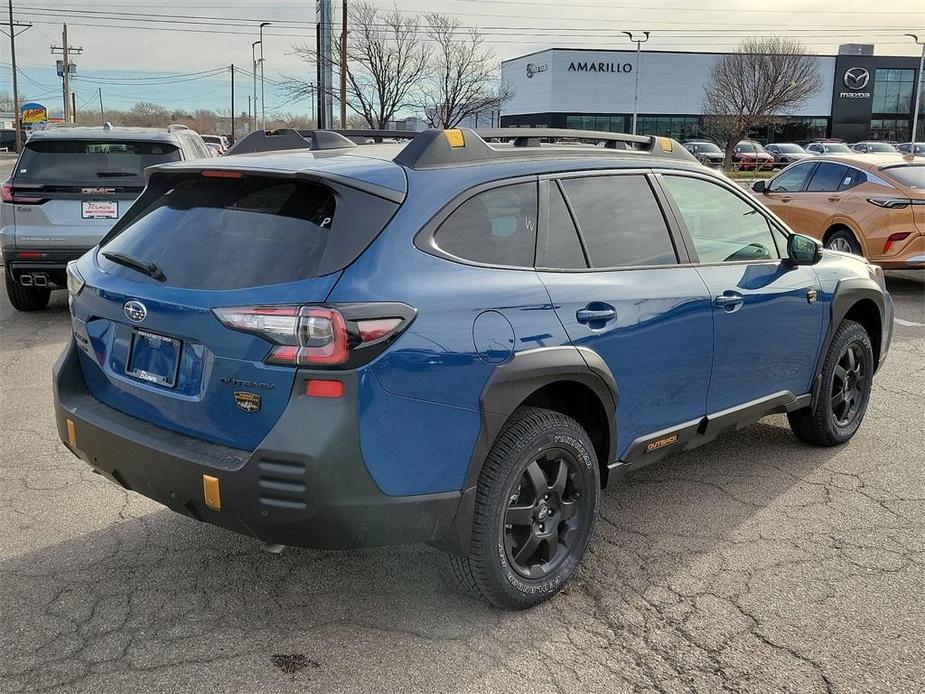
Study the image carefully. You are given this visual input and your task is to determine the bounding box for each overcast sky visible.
[4,0,924,115]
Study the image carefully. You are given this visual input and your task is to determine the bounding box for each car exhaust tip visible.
[32,274,48,287]
[19,275,33,286]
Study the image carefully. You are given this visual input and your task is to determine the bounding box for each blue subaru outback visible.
[54,128,892,608]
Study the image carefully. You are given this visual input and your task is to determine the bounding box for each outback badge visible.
[234,391,262,413]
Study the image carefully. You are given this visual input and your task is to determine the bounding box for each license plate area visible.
[82,200,118,219]
[126,330,181,388]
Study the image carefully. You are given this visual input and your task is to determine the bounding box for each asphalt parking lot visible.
[0,169,923,691]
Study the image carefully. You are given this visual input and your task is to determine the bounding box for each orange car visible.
[752,154,925,269]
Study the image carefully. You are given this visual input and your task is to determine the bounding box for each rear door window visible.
[99,174,397,289]
[561,175,677,268]
[15,140,181,182]
[806,163,849,192]
[434,182,538,267]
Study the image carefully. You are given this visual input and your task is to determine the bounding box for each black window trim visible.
[652,168,790,268]
[535,168,691,273]
[412,174,542,272]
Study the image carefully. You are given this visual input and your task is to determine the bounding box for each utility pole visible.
[622,31,649,135]
[316,0,333,129]
[71,91,76,124]
[51,23,83,123]
[259,22,270,129]
[3,0,32,152]
[98,87,104,124]
[907,34,925,145]
[340,0,347,128]
[230,64,236,144]
[251,40,260,131]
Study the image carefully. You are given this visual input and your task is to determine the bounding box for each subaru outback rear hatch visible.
[68,165,402,450]
[8,138,182,250]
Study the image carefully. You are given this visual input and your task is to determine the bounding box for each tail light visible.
[867,197,912,209]
[1,180,45,205]
[213,302,415,369]
[882,232,912,254]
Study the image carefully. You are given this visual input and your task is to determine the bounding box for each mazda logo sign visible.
[526,62,548,78]
[843,67,870,90]
[123,300,147,323]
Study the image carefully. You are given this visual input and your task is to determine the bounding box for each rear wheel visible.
[825,229,862,256]
[4,267,51,311]
[788,319,874,446]
[450,407,600,609]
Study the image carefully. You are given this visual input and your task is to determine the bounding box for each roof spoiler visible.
[393,128,696,168]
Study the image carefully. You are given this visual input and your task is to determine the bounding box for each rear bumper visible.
[873,235,925,269]
[53,339,463,550]
[3,248,90,288]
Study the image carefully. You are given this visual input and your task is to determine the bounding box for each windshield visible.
[825,143,852,153]
[881,165,925,190]
[777,144,805,153]
[736,142,765,153]
[866,143,896,152]
[697,143,722,153]
[16,140,181,182]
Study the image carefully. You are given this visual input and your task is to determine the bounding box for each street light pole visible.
[622,31,649,135]
[251,40,260,132]
[907,34,925,146]
[259,22,270,129]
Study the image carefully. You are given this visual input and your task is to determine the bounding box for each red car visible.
[733,140,774,170]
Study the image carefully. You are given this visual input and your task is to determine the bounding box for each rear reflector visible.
[202,475,222,511]
[306,379,344,398]
[17,251,44,259]
[883,232,912,254]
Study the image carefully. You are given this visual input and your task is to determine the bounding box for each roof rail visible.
[225,128,417,155]
[297,128,420,142]
[166,124,190,132]
[393,128,696,169]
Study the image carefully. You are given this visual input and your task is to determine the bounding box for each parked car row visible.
[683,138,925,169]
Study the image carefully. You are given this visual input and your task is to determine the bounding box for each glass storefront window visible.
[873,68,915,114]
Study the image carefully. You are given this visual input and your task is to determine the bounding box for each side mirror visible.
[787,233,822,266]
[752,180,767,194]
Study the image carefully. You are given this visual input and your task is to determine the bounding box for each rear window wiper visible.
[101,251,166,282]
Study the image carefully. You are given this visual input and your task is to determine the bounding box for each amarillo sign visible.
[20,102,48,125]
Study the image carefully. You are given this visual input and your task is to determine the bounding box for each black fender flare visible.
[436,346,618,555]
[810,276,886,411]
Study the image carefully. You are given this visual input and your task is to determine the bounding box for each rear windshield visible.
[98,174,397,290]
[881,165,925,190]
[16,140,181,182]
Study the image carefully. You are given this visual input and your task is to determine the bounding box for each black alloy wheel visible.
[503,449,585,580]
[831,341,867,428]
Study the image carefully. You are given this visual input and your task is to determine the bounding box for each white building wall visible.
[502,49,836,117]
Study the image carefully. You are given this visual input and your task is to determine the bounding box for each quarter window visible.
[434,182,538,267]
[769,163,815,193]
[561,175,677,268]
[806,163,849,192]
[662,176,779,264]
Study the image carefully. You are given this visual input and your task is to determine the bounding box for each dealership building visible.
[500,44,924,143]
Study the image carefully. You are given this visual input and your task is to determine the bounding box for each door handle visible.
[714,292,745,313]
[827,196,841,203]
[780,196,792,203]
[576,304,617,326]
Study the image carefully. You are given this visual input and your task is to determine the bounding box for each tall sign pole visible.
[622,31,649,135]
[316,0,333,129]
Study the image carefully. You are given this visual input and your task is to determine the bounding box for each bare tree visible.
[421,14,512,128]
[702,38,822,168]
[282,2,430,129]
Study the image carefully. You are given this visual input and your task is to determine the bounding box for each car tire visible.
[449,406,600,609]
[788,319,874,447]
[825,229,862,256]
[4,268,51,311]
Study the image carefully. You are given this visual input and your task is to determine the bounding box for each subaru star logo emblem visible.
[123,300,147,323]
[843,67,870,90]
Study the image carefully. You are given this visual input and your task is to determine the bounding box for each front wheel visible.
[788,319,874,446]
[450,407,600,609]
